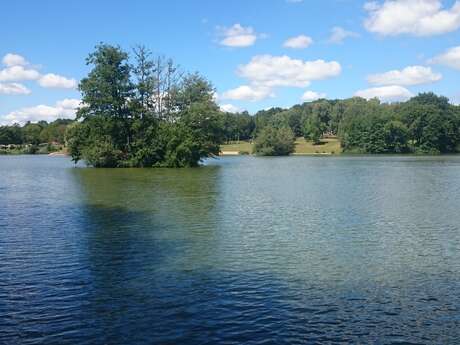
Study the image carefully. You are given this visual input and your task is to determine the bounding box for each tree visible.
[77,43,134,150]
[23,123,43,145]
[303,115,322,144]
[131,45,157,120]
[66,43,224,167]
[253,126,295,156]
[401,94,460,153]
[0,125,22,145]
[311,101,332,134]
[384,120,409,153]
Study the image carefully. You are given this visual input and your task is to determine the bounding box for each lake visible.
[1,155,460,344]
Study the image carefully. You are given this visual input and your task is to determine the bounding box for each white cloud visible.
[0,65,40,82]
[218,24,259,47]
[286,0,303,3]
[328,26,359,44]
[283,35,313,49]
[364,0,460,36]
[354,85,413,102]
[1,98,80,125]
[367,65,442,86]
[0,53,78,91]
[429,45,460,70]
[301,90,327,102]
[220,103,244,113]
[221,85,274,102]
[38,73,77,89]
[55,98,80,109]
[237,55,341,88]
[2,53,28,67]
[0,82,31,95]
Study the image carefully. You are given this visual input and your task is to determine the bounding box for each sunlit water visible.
[1,155,460,344]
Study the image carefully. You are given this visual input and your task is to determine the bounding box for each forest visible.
[1,43,460,163]
[0,119,71,154]
[249,92,460,155]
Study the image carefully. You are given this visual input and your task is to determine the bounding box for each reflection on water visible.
[1,155,460,344]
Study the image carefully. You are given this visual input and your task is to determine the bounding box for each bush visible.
[82,140,124,167]
[253,127,295,156]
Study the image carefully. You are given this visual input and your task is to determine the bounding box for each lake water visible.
[1,155,460,344]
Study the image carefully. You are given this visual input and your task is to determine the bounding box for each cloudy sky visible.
[1,0,460,124]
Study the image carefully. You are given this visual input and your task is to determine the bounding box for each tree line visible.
[242,93,460,155]
[0,119,72,146]
[199,92,460,156]
[0,119,71,154]
[1,43,459,161]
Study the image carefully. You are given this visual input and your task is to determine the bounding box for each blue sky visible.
[1,0,460,124]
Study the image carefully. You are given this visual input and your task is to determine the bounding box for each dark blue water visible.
[1,155,460,344]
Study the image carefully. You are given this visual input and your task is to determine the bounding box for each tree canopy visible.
[253,126,295,156]
[251,92,460,155]
[66,43,224,167]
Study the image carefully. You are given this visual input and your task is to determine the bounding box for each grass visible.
[220,141,254,153]
[220,137,342,155]
[293,137,342,154]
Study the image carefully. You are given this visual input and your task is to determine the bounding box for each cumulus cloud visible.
[283,35,313,49]
[354,85,413,102]
[0,82,31,95]
[367,65,442,86]
[2,53,29,67]
[218,24,259,47]
[38,73,77,89]
[364,0,460,36]
[237,55,341,88]
[221,55,341,102]
[0,65,40,82]
[429,45,460,70]
[1,98,80,125]
[221,85,274,102]
[328,26,359,44]
[301,90,327,102]
[220,103,244,113]
[0,53,78,91]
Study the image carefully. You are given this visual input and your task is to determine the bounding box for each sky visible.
[1,0,460,124]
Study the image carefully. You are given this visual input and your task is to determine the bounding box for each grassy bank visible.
[0,143,65,155]
[220,137,342,155]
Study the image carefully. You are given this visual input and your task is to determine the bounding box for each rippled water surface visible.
[1,155,460,344]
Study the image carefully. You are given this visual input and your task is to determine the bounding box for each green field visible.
[220,137,342,155]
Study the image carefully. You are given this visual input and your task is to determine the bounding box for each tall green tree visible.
[303,115,323,144]
[77,43,134,148]
[67,43,224,167]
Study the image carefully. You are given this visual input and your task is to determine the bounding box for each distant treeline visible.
[222,92,460,155]
[0,119,70,154]
[3,92,460,157]
[1,43,459,160]
[0,119,71,146]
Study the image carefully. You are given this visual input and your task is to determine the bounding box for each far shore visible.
[220,151,333,156]
[220,137,342,156]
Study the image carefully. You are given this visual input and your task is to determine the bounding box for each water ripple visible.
[1,155,460,344]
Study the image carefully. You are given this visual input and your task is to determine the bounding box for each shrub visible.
[82,140,124,167]
[253,127,295,156]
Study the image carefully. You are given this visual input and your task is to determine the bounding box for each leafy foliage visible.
[253,92,460,155]
[66,43,224,167]
[0,119,73,146]
[253,126,295,156]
